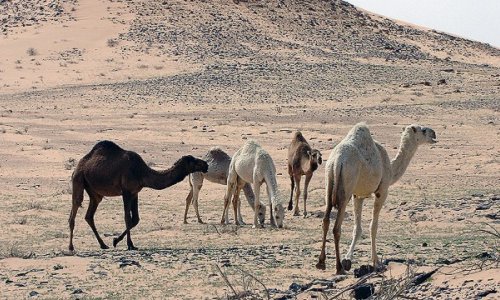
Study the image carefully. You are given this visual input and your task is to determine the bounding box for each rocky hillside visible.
[1,0,498,97]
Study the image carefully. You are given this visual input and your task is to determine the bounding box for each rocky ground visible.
[0,0,498,299]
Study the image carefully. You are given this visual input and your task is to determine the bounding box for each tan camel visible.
[316,123,437,274]
[183,147,266,224]
[287,131,323,217]
[68,140,208,251]
[221,141,285,228]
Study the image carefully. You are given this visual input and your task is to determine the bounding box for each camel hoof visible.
[336,269,347,275]
[113,238,119,248]
[238,220,246,225]
[197,219,204,224]
[303,212,307,218]
[100,244,109,250]
[341,259,352,271]
[293,211,300,217]
[287,204,293,211]
[68,245,74,252]
[252,224,263,229]
[316,261,326,270]
[183,220,188,225]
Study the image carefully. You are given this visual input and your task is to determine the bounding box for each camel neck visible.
[390,134,418,185]
[265,171,280,204]
[143,162,188,190]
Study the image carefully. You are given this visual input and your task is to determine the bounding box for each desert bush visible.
[27,47,37,56]
[107,38,119,47]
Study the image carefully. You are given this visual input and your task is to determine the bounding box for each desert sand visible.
[0,0,498,299]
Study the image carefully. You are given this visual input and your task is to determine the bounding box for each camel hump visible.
[293,131,307,142]
[92,140,123,152]
[207,147,230,160]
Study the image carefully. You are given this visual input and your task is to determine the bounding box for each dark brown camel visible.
[287,131,322,217]
[68,140,208,251]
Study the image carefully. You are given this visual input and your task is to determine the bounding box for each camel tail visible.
[71,170,85,208]
[332,164,344,210]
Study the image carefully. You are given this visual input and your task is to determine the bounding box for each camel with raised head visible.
[316,123,437,274]
[287,131,322,217]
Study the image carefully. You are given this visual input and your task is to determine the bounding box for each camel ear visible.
[411,126,417,133]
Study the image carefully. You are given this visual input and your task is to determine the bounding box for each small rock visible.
[353,265,374,278]
[53,264,63,270]
[288,282,303,292]
[422,242,428,247]
[29,291,39,297]
[476,203,492,210]
[119,259,141,268]
[485,212,498,220]
[72,288,83,294]
[476,289,497,298]
[352,283,374,299]
[437,79,447,85]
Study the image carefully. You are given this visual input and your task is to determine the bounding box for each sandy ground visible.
[0,0,498,299]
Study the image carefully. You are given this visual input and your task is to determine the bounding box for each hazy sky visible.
[346,0,500,48]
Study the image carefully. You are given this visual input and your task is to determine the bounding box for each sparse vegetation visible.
[107,38,119,47]
[26,47,37,56]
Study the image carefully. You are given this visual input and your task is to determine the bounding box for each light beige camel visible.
[183,147,266,224]
[316,123,437,274]
[221,141,285,228]
[287,131,322,217]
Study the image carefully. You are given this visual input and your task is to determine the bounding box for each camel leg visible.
[183,188,193,224]
[113,191,139,250]
[68,174,84,252]
[333,201,348,275]
[126,194,140,250]
[243,183,265,225]
[293,174,302,216]
[192,182,204,224]
[302,173,313,218]
[221,172,237,225]
[316,192,333,270]
[84,191,108,250]
[232,178,243,225]
[184,174,204,224]
[288,174,294,211]
[370,190,387,269]
[252,182,263,228]
[235,179,247,225]
[266,185,276,227]
[68,203,80,252]
[345,196,365,261]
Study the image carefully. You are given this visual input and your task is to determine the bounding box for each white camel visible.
[183,147,266,224]
[221,141,285,228]
[316,123,437,274]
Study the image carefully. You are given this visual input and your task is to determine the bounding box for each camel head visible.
[407,125,437,145]
[180,155,209,173]
[307,149,323,170]
[273,202,285,228]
